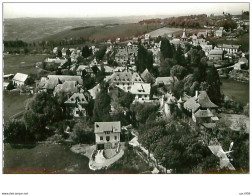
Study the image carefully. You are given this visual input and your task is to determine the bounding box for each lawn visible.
[3,91,32,123]
[220,79,249,105]
[3,54,48,75]
[4,143,93,174]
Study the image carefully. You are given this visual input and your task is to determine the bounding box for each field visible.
[148,27,183,37]
[3,91,31,122]
[3,143,148,174]
[4,17,141,42]
[220,79,249,105]
[3,143,93,174]
[3,54,48,75]
[43,23,162,42]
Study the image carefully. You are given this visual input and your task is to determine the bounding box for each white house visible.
[12,73,28,86]
[94,121,121,150]
[130,83,151,103]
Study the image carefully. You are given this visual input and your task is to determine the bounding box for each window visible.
[114,136,117,140]
[100,136,103,141]
[106,136,110,141]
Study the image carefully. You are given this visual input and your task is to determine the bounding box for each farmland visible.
[3,91,31,123]
[220,79,249,106]
[42,23,162,42]
[3,54,48,75]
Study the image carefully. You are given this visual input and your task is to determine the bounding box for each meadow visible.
[3,54,48,75]
[3,91,31,122]
[220,79,249,105]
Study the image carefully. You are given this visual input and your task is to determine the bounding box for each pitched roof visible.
[194,109,214,118]
[13,73,28,82]
[88,83,100,99]
[108,72,143,84]
[47,75,82,84]
[209,50,223,55]
[65,93,89,105]
[130,83,151,95]
[94,121,121,133]
[154,76,178,86]
[184,91,217,112]
[197,91,218,108]
[141,69,155,82]
[54,81,78,94]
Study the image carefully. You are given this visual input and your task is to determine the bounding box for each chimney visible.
[195,90,199,98]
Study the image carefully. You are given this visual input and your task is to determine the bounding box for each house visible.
[153,76,178,87]
[88,83,100,99]
[215,30,223,37]
[197,30,208,38]
[130,83,151,103]
[208,50,223,60]
[216,44,240,54]
[64,93,89,117]
[61,48,68,57]
[94,121,121,150]
[37,75,82,93]
[184,91,218,124]
[140,68,155,83]
[76,65,94,77]
[53,81,80,96]
[53,47,58,54]
[181,28,187,41]
[116,38,120,43]
[12,73,28,86]
[201,45,213,56]
[106,71,144,92]
[132,37,138,43]
[145,34,150,41]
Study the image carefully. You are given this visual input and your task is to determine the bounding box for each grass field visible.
[43,23,162,42]
[3,143,93,174]
[3,91,32,123]
[220,79,249,105]
[3,54,48,75]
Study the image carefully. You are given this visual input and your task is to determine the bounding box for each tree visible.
[243,103,249,116]
[159,58,177,77]
[136,45,153,73]
[95,46,106,61]
[170,65,187,80]
[57,49,62,57]
[6,81,14,90]
[27,92,64,123]
[4,120,34,144]
[118,92,135,109]
[160,38,173,59]
[93,86,111,122]
[66,49,71,57]
[173,45,186,66]
[205,66,221,104]
[82,45,92,58]
[70,119,94,144]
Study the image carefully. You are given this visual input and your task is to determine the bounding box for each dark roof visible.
[184,91,218,112]
[197,91,218,109]
[94,121,121,133]
[194,109,214,118]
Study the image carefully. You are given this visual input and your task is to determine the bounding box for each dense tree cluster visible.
[138,119,218,173]
[136,45,154,73]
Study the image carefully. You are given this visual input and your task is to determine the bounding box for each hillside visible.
[3,17,144,42]
[41,23,163,42]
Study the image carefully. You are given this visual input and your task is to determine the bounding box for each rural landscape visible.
[2,3,249,174]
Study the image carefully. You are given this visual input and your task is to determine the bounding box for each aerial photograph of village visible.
[2,2,250,174]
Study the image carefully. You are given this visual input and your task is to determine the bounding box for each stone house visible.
[94,121,121,150]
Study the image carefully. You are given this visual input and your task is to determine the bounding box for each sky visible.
[3,2,249,19]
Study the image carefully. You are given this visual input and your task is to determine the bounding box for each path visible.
[128,129,171,174]
[89,149,124,171]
